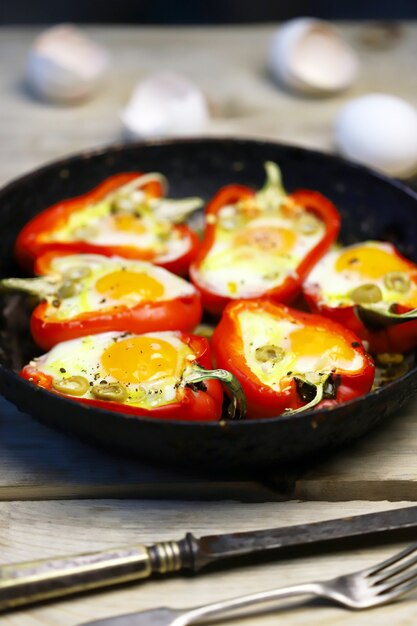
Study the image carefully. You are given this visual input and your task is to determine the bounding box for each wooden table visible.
[0,23,417,625]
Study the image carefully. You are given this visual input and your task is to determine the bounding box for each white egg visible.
[335,94,417,178]
[26,24,110,103]
[121,72,210,139]
[268,18,358,95]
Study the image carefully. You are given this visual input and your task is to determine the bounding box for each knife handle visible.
[0,539,192,611]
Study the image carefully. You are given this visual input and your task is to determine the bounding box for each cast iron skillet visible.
[0,138,416,469]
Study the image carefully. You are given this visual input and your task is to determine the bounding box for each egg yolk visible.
[289,326,356,364]
[101,336,179,384]
[234,226,296,254]
[113,214,146,234]
[95,270,165,301]
[335,246,410,279]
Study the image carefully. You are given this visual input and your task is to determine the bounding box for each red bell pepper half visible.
[20,331,246,421]
[211,300,375,419]
[0,252,203,350]
[15,172,202,276]
[303,241,417,354]
[190,162,340,314]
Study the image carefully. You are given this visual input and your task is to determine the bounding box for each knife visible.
[0,505,416,611]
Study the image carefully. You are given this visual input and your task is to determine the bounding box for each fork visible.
[83,542,417,626]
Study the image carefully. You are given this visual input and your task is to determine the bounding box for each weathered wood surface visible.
[1,394,417,501]
[0,24,416,187]
[1,24,417,625]
[1,500,416,626]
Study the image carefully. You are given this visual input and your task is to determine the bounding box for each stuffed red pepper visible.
[21,330,246,421]
[190,162,340,314]
[211,300,375,419]
[303,241,417,353]
[1,252,203,350]
[15,171,201,275]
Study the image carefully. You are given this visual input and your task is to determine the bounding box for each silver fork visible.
[83,542,417,626]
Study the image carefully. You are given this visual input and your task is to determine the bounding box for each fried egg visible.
[305,241,417,309]
[40,178,191,263]
[197,201,326,298]
[26,331,196,409]
[43,254,197,321]
[238,309,365,391]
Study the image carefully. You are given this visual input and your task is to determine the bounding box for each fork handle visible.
[179,582,321,625]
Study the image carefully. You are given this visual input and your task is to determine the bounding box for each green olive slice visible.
[255,344,285,363]
[383,271,411,293]
[91,383,128,403]
[52,375,89,397]
[218,207,243,231]
[220,216,240,231]
[297,213,321,235]
[72,225,99,240]
[110,197,146,215]
[63,266,92,281]
[57,280,78,299]
[349,283,382,304]
[110,197,131,214]
[376,352,404,366]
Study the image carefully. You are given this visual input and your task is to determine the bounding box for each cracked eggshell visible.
[26,24,110,103]
[268,18,358,95]
[335,94,417,179]
[122,73,210,139]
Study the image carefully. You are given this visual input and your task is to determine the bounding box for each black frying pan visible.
[0,138,416,469]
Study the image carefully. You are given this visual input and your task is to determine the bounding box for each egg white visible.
[198,203,325,298]
[33,330,195,408]
[44,254,196,320]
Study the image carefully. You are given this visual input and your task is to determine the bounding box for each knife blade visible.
[0,505,416,611]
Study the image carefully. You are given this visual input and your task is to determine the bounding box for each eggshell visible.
[122,72,210,139]
[335,94,417,178]
[268,18,358,95]
[26,24,110,103]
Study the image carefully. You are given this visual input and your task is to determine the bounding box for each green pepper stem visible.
[108,172,169,199]
[285,374,330,416]
[107,172,202,224]
[357,305,417,329]
[193,324,215,339]
[255,161,287,210]
[0,276,59,299]
[184,364,247,420]
[151,197,204,223]
[260,161,285,193]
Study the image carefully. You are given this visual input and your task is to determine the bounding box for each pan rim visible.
[0,135,416,205]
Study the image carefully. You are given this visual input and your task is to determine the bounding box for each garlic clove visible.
[26,24,110,104]
[268,18,358,95]
[335,94,417,179]
[121,72,210,139]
